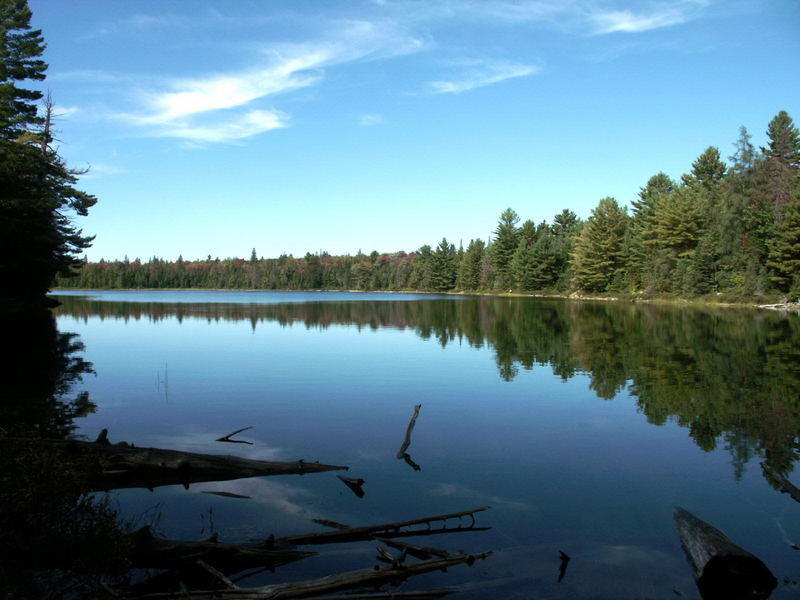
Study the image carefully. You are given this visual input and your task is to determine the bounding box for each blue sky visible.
[29,0,800,261]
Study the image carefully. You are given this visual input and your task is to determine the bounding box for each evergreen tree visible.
[768,193,800,294]
[490,208,519,290]
[571,198,629,292]
[456,239,484,291]
[756,111,800,210]
[681,146,727,190]
[628,173,675,289]
[764,110,800,168]
[0,1,96,309]
[431,237,457,291]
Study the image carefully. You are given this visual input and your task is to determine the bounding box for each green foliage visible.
[490,208,520,290]
[681,146,727,190]
[768,192,800,294]
[0,1,96,309]
[0,0,46,140]
[431,237,457,291]
[764,110,800,168]
[571,197,629,292]
[456,239,485,291]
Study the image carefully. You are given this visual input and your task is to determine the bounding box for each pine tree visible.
[490,208,519,290]
[571,198,629,292]
[756,111,800,210]
[456,239,484,291]
[628,173,675,289]
[681,146,727,190]
[0,1,96,309]
[768,193,800,294]
[764,110,800,168]
[431,238,457,291]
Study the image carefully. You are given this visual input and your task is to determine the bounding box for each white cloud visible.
[158,109,288,144]
[359,113,383,126]
[428,60,539,94]
[116,19,424,144]
[588,7,694,34]
[371,0,708,35]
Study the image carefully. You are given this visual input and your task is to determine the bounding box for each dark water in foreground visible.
[48,291,800,598]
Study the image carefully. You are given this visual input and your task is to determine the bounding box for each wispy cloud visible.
[81,14,170,40]
[428,59,539,94]
[359,113,383,126]
[588,3,703,34]
[115,20,423,144]
[370,0,708,35]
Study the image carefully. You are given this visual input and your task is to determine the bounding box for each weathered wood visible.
[0,434,348,491]
[278,507,491,546]
[674,507,777,600]
[761,461,800,503]
[128,551,491,599]
[128,526,315,571]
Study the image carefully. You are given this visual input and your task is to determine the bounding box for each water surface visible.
[49,291,800,598]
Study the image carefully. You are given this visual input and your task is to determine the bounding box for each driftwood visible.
[674,507,777,600]
[2,431,348,491]
[128,526,315,571]
[761,461,800,503]
[127,551,491,599]
[278,507,491,547]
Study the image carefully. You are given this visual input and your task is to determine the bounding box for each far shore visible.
[50,287,799,312]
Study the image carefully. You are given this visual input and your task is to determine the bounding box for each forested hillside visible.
[58,112,800,300]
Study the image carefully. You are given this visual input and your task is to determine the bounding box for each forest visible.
[56,112,800,302]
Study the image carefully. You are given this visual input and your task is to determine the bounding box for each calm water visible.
[49,291,800,598]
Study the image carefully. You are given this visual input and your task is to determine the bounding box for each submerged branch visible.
[278,507,491,546]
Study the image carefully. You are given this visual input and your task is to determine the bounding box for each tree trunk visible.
[674,507,776,600]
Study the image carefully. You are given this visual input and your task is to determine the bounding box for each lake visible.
[47,290,800,598]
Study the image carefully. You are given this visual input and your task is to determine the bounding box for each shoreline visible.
[49,287,799,312]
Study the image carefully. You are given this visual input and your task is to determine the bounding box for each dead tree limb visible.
[674,507,776,600]
[217,427,255,445]
[278,507,491,546]
[127,551,491,599]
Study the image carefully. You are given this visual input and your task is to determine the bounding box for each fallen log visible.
[127,551,491,599]
[278,507,491,546]
[128,526,315,571]
[1,432,349,491]
[674,507,777,600]
[761,461,800,503]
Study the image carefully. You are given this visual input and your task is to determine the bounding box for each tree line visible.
[57,111,800,300]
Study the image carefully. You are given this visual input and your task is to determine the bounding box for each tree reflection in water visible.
[0,310,128,599]
[56,295,800,490]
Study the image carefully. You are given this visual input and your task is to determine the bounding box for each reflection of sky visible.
[59,296,800,599]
